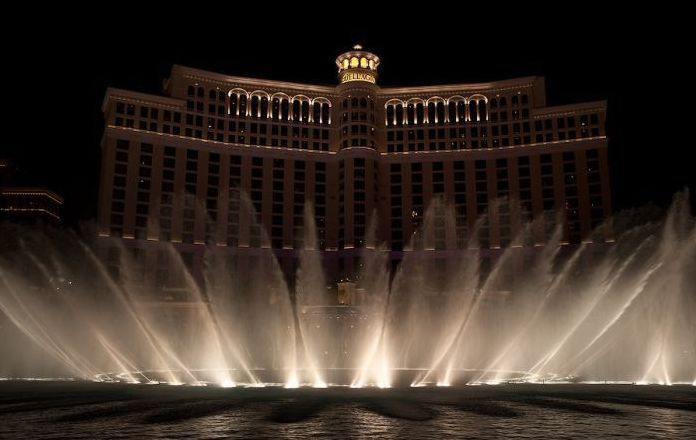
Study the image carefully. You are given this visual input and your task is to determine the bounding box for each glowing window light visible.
[369,59,375,69]
[350,57,359,68]
[360,57,368,68]
[342,59,349,69]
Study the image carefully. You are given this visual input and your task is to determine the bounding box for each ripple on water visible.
[1,385,696,439]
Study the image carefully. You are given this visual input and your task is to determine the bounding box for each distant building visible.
[0,160,63,225]
[97,46,611,291]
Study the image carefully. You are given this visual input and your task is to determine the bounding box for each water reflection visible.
[2,384,695,439]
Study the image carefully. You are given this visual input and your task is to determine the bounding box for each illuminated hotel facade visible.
[97,46,611,291]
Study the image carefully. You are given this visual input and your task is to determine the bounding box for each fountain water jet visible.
[1,192,695,386]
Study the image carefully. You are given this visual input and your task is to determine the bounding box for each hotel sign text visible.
[341,71,376,84]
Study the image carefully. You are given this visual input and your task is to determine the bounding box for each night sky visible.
[1,9,691,227]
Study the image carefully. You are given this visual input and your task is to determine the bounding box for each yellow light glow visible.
[350,57,359,68]
[341,72,376,84]
[360,57,368,68]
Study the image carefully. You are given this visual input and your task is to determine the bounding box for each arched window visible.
[271,93,290,120]
[229,89,249,116]
[250,96,260,117]
[436,102,445,124]
[281,99,289,120]
[415,103,425,125]
[426,97,447,123]
[395,104,404,126]
[312,99,331,124]
[469,95,488,122]
[187,85,195,97]
[197,87,204,98]
[448,101,457,122]
[360,97,367,108]
[512,95,519,106]
[343,99,348,109]
[209,89,216,100]
[478,100,487,121]
[406,104,415,125]
[218,91,225,101]
[457,101,467,122]
[321,103,330,124]
[292,100,301,121]
[499,96,507,107]
[313,102,322,123]
[490,98,498,109]
[271,98,281,119]
[249,92,270,118]
[238,95,247,116]
[229,94,239,115]
[521,94,529,105]
[260,97,269,119]
[385,100,404,126]
[386,105,395,126]
[351,97,359,107]
[301,100,310,122]
[427,102,436,123]
[469,101,478,122]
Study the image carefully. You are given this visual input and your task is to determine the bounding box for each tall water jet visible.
[350,213,392,388]
[1,192,696,386]
[294,203,329,387]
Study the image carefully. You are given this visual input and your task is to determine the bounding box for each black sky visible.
[1,8,692,227]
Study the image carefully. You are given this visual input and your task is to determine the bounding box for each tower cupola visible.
[335,45,380,84]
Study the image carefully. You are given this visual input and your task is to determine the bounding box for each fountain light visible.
[285,372,300,389]
[436,369,453,388]
[376,358,391,388]
[2,193,696,389]
[219,378,236,388]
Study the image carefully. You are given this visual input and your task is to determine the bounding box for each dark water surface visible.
[0,382,695,439]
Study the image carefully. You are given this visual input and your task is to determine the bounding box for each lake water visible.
[1,382,695,439]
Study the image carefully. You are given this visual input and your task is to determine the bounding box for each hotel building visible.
[0,159,63,225]
[97,46,611,293]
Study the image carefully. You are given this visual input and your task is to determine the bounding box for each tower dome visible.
[335,45,380,84]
